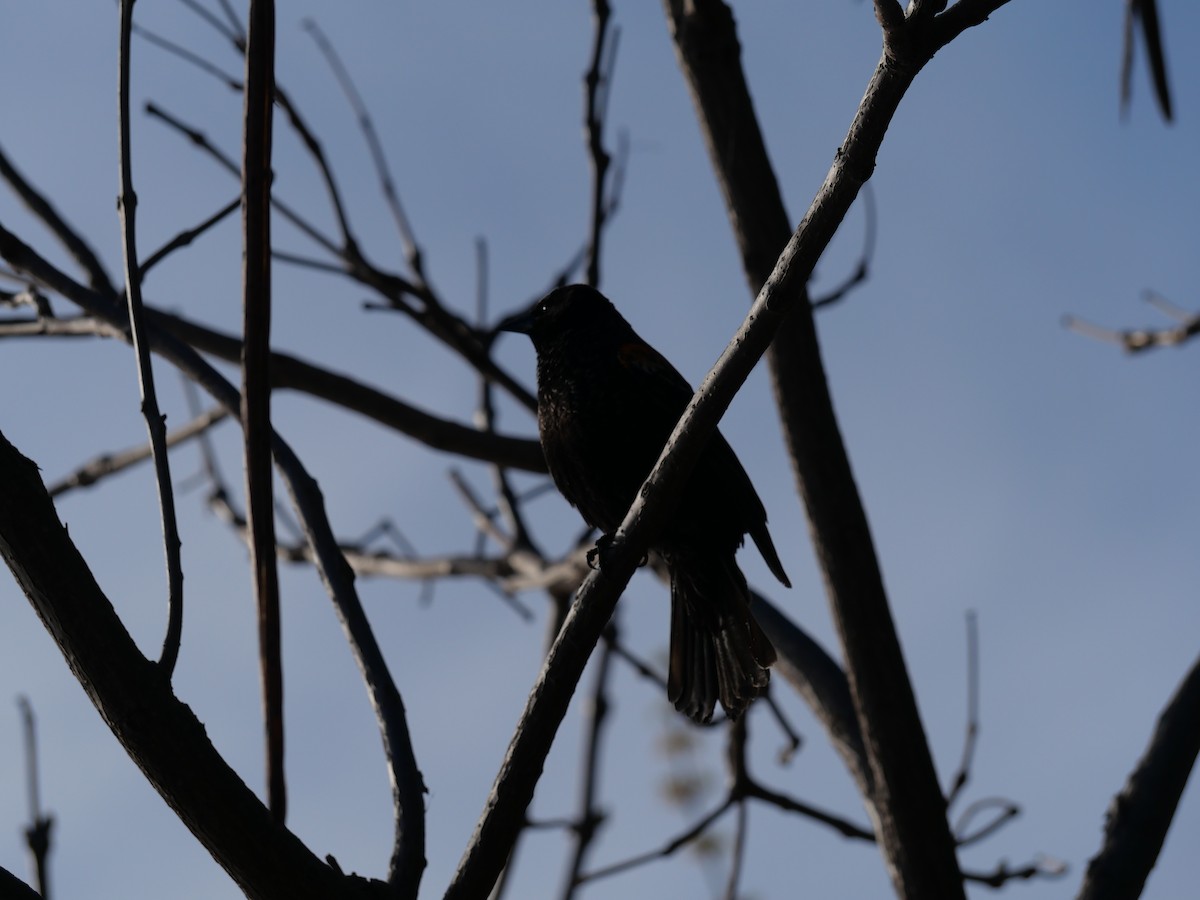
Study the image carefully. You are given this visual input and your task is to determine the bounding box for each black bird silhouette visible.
[499,284,790,721]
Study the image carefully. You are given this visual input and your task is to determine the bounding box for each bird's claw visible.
[587,534,647,571]
[586,534,612,571]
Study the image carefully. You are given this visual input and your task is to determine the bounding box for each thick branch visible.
[0,306,544,472]
[1077,652,1200,900]
[662,2,1011,896]
[0,222,425,896]
[0,431,385,900]
[148,308,546,471]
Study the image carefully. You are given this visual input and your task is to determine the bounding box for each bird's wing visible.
[616,339,790,588]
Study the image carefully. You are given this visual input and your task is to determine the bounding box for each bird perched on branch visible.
[498,284,790,722]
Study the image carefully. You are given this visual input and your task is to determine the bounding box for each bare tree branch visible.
[0,144,117,297]
[0,305,544,471]
[47,406,230,498]
[0,222,426,896]
[576,797,734,886]
[241,0,287,827]
[118,0,185,679]
[1064,295,1200,353]
[143,97,538,412]
[17,696,53,900]
[302,19,425,279]
[945,610,980,809]
[661,3,1017,896]
[140,197,240,280]
[0,865,42,900]
[583,0,618,288]
[1121,0,1173,122]
[557,630,615,899]
[0,430,389,900]
[1077,651,1200,900]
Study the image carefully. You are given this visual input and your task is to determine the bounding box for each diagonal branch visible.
[661,2,1014,897]
[0,144,117,297]
[0,431,389,900]
[0,307,545,471]
[1076,651,1200,900]
[48,405,230,498]
[302,19,425,280]
[0,221,425,897]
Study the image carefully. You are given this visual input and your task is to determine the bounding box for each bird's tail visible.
[666,549,776,723]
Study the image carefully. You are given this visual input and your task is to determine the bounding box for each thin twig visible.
[742,779,875,841]
[17,696,53,900]
[0,145,117,296]
[583,0,617,288]
[48,406,230,498]
[1121,0,1173,122]
[472,239,538,554]
[964,855,1068,888]
[759,689,803,765]
[953,797,1019,847]
[178,0,243,47]
[1140,290,1188,321]
[575,798,734,885]
[139,197,240,280]
[132,20,242,90]
[145,98,535,410]
[1064,306,1200,353]
[118,0,185,680]
[144,102,344,259]
[559,632,616,898]
[945,609,980,808]
[211,0,245,44]
[722,796,747,900]
[811,183,876,311]
[302,18,426,281]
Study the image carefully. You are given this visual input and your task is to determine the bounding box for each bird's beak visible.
[495,306,536,336]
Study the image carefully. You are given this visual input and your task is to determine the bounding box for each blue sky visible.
[2,2,1198,898]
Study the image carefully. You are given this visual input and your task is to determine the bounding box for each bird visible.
[498,284,790,722]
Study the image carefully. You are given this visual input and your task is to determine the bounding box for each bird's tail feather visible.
[667,550,776,723]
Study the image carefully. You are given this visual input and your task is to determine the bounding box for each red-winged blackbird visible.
[499,284,790,722]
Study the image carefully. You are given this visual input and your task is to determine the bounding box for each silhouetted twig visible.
[811,184,876,311]
[47,406,230,498]
[1065,291,1200,353]
[17,697,53,900]
[946,610,980,808]
[583,0,619,288]
[1121,0,1172,122]
[118,0,185,680]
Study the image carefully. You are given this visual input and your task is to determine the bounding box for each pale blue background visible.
[1,2,1198,898]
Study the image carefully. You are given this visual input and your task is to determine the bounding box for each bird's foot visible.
[586,534,612,571]
[586,534,647,571]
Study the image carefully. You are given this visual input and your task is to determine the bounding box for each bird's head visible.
[496,284,624,351]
